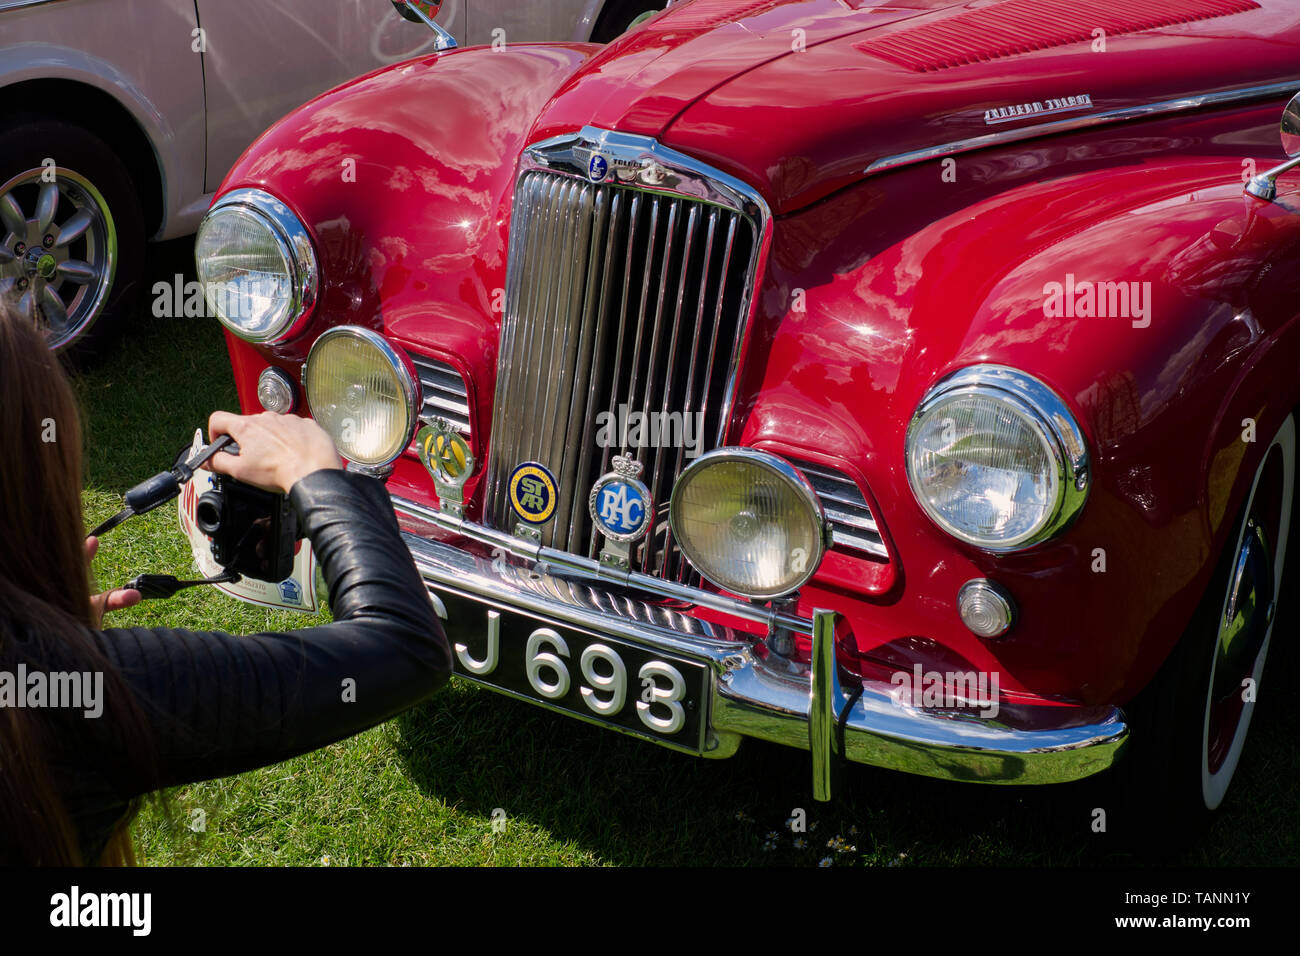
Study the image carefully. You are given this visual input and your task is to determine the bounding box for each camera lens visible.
[196,491,225,536]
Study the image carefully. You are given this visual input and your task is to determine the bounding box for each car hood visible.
[530,0,1300,214]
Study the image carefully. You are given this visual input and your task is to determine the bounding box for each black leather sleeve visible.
[86,468,452,795]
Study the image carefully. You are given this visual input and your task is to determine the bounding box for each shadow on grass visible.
[392,685,1092,866]
[394,561,1299,866]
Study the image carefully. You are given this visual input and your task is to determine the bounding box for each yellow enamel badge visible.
[509,462,557,524]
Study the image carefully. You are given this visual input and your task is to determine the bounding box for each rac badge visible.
[509,462,558,525]
[417,419,475,518]
[589,455,652,569]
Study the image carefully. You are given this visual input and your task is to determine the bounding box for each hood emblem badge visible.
[984,93,1093,125]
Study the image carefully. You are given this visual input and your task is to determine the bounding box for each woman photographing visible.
[0,312,453,865]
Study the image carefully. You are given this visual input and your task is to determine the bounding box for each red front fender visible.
[218,43,598,420]
[740,140,1300,705]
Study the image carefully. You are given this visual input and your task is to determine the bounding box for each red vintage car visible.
[194,0,1300,843]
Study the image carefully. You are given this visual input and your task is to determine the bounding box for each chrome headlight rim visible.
[303,325,422,469]
[905,364,1090,552]
[198,187,318,343]
[669,447,828,600]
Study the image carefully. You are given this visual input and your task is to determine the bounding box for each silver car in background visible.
[0,0,664,353]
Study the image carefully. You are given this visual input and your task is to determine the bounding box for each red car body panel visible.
[662,2,1300,213]
[744,139,1300,704]
[217,0,1300,715]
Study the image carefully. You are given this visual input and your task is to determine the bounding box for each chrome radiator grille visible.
[484,160,760,579]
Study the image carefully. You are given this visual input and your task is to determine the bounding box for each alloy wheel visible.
[0,168,117,350]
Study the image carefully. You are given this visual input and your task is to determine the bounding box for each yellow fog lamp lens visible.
[669,449,826,599]
[303,326,420,468]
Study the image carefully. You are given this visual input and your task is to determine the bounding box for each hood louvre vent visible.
[858,0,1261,73]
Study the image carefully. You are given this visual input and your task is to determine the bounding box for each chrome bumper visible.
[393,495,1128,796]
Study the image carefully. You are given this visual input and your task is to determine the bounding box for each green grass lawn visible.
[72,239,1300,867]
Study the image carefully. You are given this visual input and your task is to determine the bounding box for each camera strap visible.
[88,435,240,539]
[125,571,242,600]
[87,507,135,539]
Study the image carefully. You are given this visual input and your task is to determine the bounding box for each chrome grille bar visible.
[668,209,719,581]
[564,190,613,546]
[703,215,739,446]
[624,195,662,464]
[637,197,679,573]
[651,203,697,577]
[544,181,595,540]
[587,190,637,557]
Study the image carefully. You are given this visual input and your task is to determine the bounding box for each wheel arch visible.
[1202,328,1300,553]
[0,77,166,238]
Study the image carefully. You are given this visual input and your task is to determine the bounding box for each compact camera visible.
[91,431,306,600]
[193,474,300,583]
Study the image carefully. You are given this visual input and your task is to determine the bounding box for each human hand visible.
[207,411,343,495]
[85,536,142,627]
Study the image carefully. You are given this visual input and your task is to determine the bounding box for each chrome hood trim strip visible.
[866,80,1300,175]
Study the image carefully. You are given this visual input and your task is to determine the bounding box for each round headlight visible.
[303,326,420,468]
[195,189,317,342]
[669,449,827,599]
[905,365,1089,550]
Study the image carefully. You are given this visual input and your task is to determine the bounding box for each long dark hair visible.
[0,309,155,864]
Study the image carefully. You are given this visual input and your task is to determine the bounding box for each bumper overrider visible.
[392,494,1128,798]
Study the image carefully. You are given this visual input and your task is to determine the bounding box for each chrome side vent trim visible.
[786,457,889,560]
[407,350,472,437]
